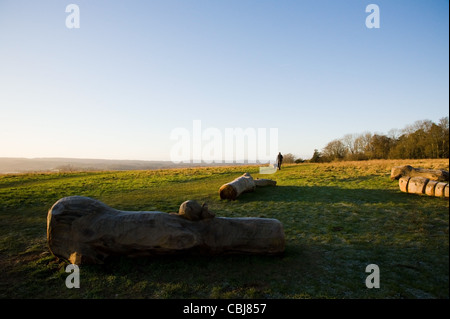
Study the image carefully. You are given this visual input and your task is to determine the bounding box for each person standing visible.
[277,152,283,170]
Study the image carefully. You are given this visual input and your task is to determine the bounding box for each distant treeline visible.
[293,117,449,163]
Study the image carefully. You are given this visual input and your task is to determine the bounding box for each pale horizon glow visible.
[0,1,448,162]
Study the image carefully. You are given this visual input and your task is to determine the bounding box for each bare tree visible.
[438,117,449,158]
[322,139,346,161]
[340,134,352,157]
[282,153,296,164]
[352,132,371,160]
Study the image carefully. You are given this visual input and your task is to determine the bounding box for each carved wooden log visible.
[425,180,439,196]
[399,176,410,193]
[407,177,429,195]
[219,173,276,200]
[219,173,256,200]
[47,196,285,264]
[178,200,215,221]
[398,176,449,198]
[254,179,277,187]
[435,182,447,197]
[390,165,449,182]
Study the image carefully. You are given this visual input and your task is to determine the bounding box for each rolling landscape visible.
[0,157,244,174]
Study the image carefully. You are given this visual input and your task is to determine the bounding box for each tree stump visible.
[47,196,285,264]
[219,173,276,200]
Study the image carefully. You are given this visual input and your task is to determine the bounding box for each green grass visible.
[0,159,448,299]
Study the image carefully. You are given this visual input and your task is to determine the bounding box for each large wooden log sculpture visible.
[390,165,449,182]
[398,176,449,198]
[219,173,277,200]
[47,196,285,264]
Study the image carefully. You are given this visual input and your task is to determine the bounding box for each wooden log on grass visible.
[390,165,449,182]
[398,176,410,193]
[435,182,447,197]
[47,196,285,264]
[398,176,449,198]
[425,180,439,196]
[254,179,277,187]
[219,173,276,200]
[407,176,429,195]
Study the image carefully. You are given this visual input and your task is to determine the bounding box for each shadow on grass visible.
[234,185,411,204]
[67,239,449,298]
[79,243,326,298]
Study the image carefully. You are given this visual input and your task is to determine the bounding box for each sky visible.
[0,0,448,162]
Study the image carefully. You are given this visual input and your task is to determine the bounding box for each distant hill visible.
[0,157,253,174]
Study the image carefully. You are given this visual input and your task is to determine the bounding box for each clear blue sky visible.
[0,0,448,161]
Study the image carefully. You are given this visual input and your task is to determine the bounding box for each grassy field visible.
[0,159,448,299]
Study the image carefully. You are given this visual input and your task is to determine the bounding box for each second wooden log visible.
[398,176,449,198]
[219,173,276,200]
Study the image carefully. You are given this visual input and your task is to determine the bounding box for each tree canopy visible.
[315,117,449,162]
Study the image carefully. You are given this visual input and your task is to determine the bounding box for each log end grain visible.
[219,184,238,200]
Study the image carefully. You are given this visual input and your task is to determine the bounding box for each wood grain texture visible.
[47,196,285,264]
[390,165,449,182]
